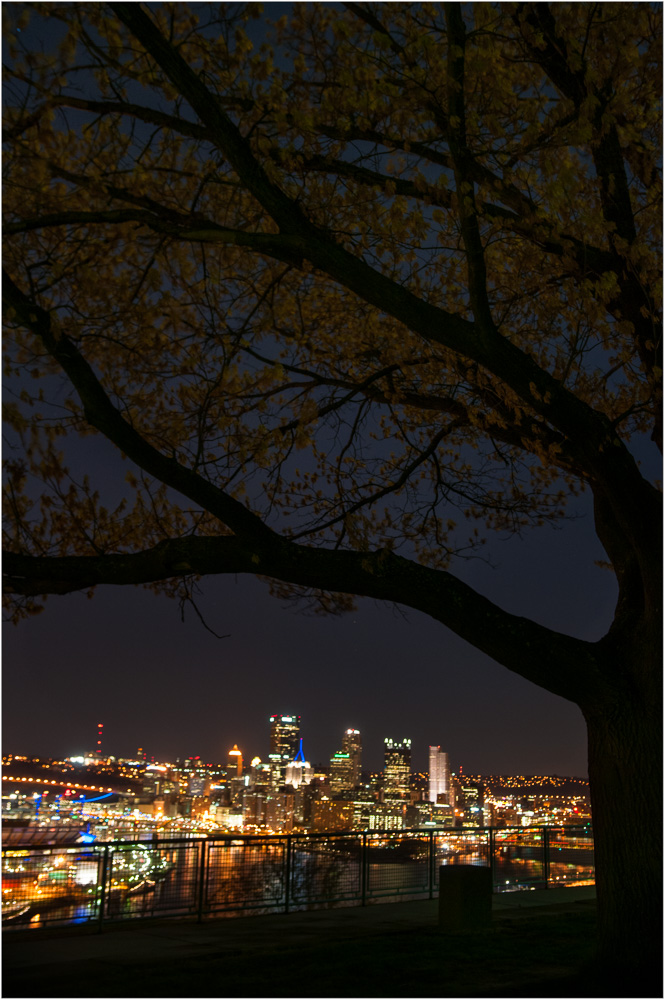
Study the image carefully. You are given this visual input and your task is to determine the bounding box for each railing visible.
[2,824,594,931]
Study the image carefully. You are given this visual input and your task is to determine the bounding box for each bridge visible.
[3,775,117,793]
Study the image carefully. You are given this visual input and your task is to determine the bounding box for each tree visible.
[2,1,661,984]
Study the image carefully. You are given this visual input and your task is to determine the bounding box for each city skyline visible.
[2,741,592,840]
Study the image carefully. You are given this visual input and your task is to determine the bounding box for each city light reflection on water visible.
[3,826,594,929]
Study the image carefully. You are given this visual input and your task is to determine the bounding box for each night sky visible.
[2,6,658,779]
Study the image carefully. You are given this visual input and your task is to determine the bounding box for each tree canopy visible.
[4,1,660,637]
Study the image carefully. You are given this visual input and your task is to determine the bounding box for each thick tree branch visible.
[108,3,630,470]
[515,4,637,243]
[3,95,212,146]
[4,209,310,266]
[33,149,624,291]
[0,201,581,481]
[514,1,661,441]
[3,539,602,706]
[110,3,322,240]
[445,3,495,335]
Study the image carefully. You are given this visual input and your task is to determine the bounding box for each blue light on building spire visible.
[294,738,306,763]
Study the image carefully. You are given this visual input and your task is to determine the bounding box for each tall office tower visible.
[383,738,412,799]
[329,751,353,793]
[227,745,243,780]
[269,714,301,784]
[342,728,362,786]
[429,746,452,804]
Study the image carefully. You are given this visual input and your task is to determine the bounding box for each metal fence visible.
[2,825,594,931]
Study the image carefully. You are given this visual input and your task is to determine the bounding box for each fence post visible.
[97,845,109,934]
[284,835,291,915]
[196,839,207,922]
[428,830,435,899]
[542,826,550,887]
[361,832,367,906]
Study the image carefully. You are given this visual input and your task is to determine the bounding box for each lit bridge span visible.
[3,776,116,793]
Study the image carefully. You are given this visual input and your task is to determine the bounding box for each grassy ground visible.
[5,904,620,998]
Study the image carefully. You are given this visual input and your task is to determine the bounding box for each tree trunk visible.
[583,645,662,996]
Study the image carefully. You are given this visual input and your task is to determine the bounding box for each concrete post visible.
[439,864,492,931]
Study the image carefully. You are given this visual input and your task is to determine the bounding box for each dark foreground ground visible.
[2,886,655,998]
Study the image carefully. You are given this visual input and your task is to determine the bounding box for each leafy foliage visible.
[2,2,661,626]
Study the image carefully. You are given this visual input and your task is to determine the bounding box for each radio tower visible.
[96,722,103,756]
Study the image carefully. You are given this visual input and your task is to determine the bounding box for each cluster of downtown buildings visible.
[129,714,460,834]
[3,713,591,837]
[228,713,459,833]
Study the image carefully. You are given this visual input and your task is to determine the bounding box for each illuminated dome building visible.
[284,739,313,789]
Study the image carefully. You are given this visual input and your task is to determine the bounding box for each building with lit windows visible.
[342,728,362,786]
[242,791,265,828]
[329,751,353,793]
[227,745,243,780]
[310,798,355,833]
[268,714,301,784]
[187,776,210,797]
[383,738,411,800]
[368,803,406,830]
[459,782,484,827]
[247,757,271,792]
[429,746,452,804]
[265,792,295,832]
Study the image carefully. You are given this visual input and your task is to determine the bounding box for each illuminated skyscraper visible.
[329,751,353,793]
[329,727,362,794]
[384,738,411,799]
[342,728,362,787]
[227,745,243,780]
[429,746,452,804]
[269,714,301,784]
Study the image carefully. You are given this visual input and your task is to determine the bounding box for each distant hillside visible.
[2,756,143,794]
[462,774,590,796]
